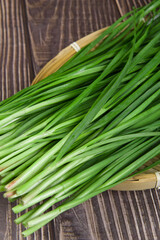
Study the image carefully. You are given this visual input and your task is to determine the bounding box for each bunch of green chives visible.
[0,1,160,236]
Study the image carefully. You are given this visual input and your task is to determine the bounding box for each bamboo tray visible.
[32,27,160,191]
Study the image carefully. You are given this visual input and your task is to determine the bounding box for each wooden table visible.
[0,0,160,239]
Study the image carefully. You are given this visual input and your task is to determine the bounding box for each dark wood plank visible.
[0,0,33,239]
[24,0,119,74]
[0,0,160,239]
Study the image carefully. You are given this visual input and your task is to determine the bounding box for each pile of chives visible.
[0,1,160,236]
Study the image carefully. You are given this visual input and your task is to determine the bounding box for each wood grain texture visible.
[0,0,160,239]
[0,0,32,239]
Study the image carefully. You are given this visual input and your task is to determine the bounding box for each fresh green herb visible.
[0,1,160,236]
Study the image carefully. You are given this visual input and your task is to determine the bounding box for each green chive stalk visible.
[0,1,160,236]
